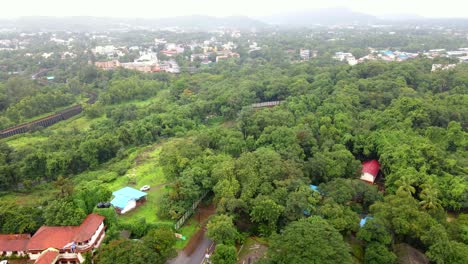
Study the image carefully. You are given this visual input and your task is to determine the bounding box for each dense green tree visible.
[211,244,237,264]
[268,216,352,264]
[206,214,240,245]
[95,239,163,264]
[142,228,176,259]
[364,242,397,264]
[43,199,86,226]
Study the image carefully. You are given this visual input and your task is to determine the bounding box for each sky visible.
[1,0,467,19]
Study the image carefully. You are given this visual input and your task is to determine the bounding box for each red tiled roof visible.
[28,214,105,250]
[362,160,380,177]
[28,226,78,250]
[0,234,30,251]
[74,214,105,242]
[35,248,59,264]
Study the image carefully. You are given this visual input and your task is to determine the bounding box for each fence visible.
[174,190,209,230]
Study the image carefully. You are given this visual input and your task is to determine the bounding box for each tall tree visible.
[268,216,352,264]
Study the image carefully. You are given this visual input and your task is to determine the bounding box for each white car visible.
[140,185,150,191]
[0,260,9,264]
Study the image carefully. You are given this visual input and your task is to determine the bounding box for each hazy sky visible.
[1,0,467,18]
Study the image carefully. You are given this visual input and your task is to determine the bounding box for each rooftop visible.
[27,214,105,250]
[111,187,147,209]
[362,160,380,177]
[0,234,30,252]
[34,248,60,264]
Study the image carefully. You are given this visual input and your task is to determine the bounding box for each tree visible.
[43,199,86,226]
[364,242,397,264]
[317,201,360,234]
[268,216,352,264]
[369,192,434,240]
[419,182,442,211]
[421,224,468,264]
[206,214,239,245]
[143,228,176,259]
[54,176,74,198]
[211,244,237,264]
[95,239,163,264]
[394,174,416,196]
[250,196,284,236]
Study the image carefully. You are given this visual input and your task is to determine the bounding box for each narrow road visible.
[167,234,212,264]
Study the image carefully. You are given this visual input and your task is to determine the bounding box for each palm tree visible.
[419,183,442,210]
[395,175,416,196]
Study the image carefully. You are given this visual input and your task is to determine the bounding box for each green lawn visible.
[2,135,48,149]
[175,218,200,249]
[50,115,97,132]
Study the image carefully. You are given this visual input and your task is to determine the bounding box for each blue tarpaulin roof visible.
[111,187,147,209]
[310,185,319,192]
[382,50,394,56]
[360,216,374,227]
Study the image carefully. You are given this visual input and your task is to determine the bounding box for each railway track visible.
[0,92,97,139]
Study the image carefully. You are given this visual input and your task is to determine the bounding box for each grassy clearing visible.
[175,218,199,249]
[49,115,101,132]
[3,135,48,149]
[0,183,56,206]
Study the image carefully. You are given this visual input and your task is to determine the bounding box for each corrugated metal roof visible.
[111,187,147,209]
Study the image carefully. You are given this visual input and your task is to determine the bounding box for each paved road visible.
[167,235,213,264]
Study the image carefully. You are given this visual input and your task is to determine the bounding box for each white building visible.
[300,49,310,60]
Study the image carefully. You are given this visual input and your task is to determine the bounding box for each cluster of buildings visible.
[0,214,105,264]
[0,186,150,263]
[424,48,468,62]
[334,47,468,66]
[333,52,358,65]
[93,36,242,73]
[94,48,180,73]
[333,50,418,65]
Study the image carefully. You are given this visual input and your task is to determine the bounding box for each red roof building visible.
[360,160,380,184]
[34,248,60,264]
[0,214,105,264]
[0,234,30,256]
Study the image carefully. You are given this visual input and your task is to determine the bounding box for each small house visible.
[111,187,148,214]
[360,160,380,184]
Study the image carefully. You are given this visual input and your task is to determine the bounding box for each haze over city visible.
[1,0,468,18]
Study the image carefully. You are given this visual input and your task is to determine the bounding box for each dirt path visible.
[167,203,216,264]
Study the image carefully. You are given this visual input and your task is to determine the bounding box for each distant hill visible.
[153,15,266,29]
[258,8,379,26]
[377,13,425,21]
[0,15,267,32]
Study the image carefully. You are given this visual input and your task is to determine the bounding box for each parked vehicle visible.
[140,185,150,191]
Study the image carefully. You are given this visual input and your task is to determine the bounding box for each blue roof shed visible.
[310,185,319,192]
[111,187,147,209]
[360,216,374,227]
